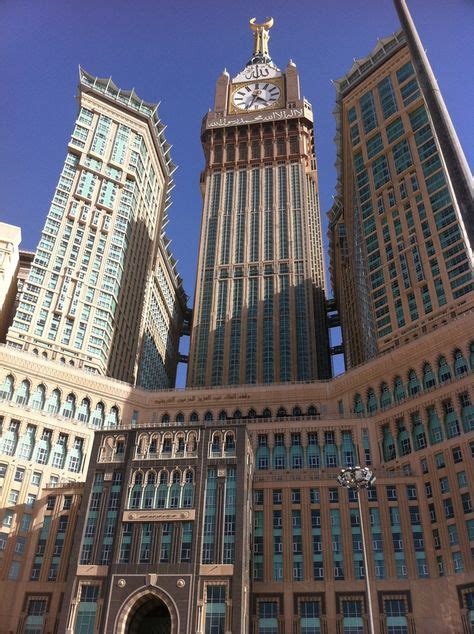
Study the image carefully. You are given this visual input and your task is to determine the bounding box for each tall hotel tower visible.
[188,19,330,387]
[329,0,473,369]
[6,69,186,389]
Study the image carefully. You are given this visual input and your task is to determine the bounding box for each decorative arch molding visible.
[114,582,179,634]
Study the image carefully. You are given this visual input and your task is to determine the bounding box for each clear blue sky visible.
[1,0,472,383]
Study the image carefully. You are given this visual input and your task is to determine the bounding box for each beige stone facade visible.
[0,224,22,343]
[0,309,471,631]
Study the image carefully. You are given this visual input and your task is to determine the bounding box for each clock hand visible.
[247,94,257,109]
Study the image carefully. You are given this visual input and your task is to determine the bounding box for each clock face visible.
[232,82,281,111]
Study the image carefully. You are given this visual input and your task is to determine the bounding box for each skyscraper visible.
[0,5,472,634]
[329,19,473,368]
[187,19,330,387]
[6,69,186,389]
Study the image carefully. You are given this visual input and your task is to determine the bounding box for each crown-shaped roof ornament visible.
[247,17,274,66]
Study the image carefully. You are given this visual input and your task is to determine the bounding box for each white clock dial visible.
[232,82,281,111]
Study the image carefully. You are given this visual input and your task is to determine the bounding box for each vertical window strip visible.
[278,165,288,259]
[263,276,274,383]
[264,167,274,261]
[220,172,234,265]
[291,164,303,259]
[245,278,259,384]
[228,279,243,384]
[235,171,247,263]
[250,168,260,262]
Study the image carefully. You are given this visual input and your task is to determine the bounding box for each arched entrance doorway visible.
[126,595,171,634]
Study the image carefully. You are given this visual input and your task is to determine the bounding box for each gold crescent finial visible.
[249,17,274,31]
[248,17,274,60]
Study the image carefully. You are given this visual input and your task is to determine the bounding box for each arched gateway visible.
[115,586,178,634]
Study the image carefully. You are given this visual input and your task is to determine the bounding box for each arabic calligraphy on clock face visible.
[232,82,281,111]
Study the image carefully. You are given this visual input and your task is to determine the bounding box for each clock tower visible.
[188,19,331,387]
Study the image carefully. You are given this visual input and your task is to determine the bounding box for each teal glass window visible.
[386,117,405,143]
[74,585,100,634]
[359,91,378,134]
[378,76,398,118]
[366,133,383,158]
[372,155,390,188]
[393,139,413,173]
[401,77,420,105]
[396,61,415,84]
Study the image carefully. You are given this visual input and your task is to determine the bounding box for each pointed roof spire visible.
[247,17,274,66]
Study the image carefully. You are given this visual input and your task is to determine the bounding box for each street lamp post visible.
[337,466,376,634]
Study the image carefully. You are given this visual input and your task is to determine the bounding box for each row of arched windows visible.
[354,346,473,415]
[128,468,195,510]
[135,431,199,459]
[0,375,119,427]
[381,394,473,461]
[159,405,320,424]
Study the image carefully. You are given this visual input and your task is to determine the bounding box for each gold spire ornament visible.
[247,17,274,65]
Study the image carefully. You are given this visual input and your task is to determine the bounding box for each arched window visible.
[225,433,235,454]
[411,412,427,450]
[46,389,61,415]
[354,394,364,414]
[0,375,14,400]
[106,406,119,428]
[162,434,172,454]
[262,408,272,418]
[422,363,436,390]
[183,470,194,508]
[176,412,185,423]
[157,472,168,508]
[169,471,181,508]
[30,384,46,410]
[453,349,468,376]
[248,409,256,419]
[218,410,227,421]
[17,425,36,460]
[129,472,143,509]
[233,409,242,419]
[393,377,406,403]
[277,407,287,418]
[438,356,452,383]
[35,429,52,465]
[211,433,221,455]
[292,406,302,417]
[307,405,318,416]
[187,432,197,453]
[14,379,30,405]
[67,438,84,473]
[407,370,420,396]
[459,392,474,432]
[204,411,213,422]
[190,411,199,422]
[61,393,76,418]
[380,382,392,409]
[427,406,443,444]
[397,420,411,456]
[76,398,90,423]
[341,430,356,467]
[443,400,460,439]
[176,434,185,454]
[143,472,156,509]
[91,402,105,427]
[161,413,170,424]
[382,426,396,461]
[366,390,377,414]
